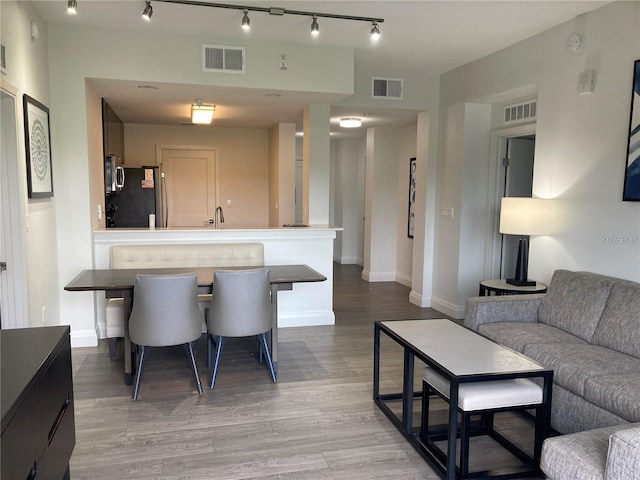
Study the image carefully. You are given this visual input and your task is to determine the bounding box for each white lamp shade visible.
[499,197,552,236]
[191,104,215,124]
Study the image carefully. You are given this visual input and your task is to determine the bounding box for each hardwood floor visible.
[69,263,539,479]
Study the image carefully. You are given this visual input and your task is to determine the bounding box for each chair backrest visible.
[206,268,271,337]
[129,273,203,347]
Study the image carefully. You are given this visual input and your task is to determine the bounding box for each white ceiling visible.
[33,0,610,136]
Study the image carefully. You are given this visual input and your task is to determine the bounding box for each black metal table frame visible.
[373,320,553,480]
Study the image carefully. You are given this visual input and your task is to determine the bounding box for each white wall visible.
[125,123,270,228]
[1,1,60,328]
[434,1,640,318]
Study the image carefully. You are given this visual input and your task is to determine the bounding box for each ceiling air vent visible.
[372,77,403,99]
[504,99,537,124]
[202,45,245,73]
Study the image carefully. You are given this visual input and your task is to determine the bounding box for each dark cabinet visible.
[102,99,124,161]
[1,326,75,480]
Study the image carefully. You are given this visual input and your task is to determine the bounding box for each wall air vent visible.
[372,77,403,99]
[202,45,245,73]
[504,99,537,124]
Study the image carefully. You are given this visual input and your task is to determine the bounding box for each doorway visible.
[0,86,29,329]
[484,125,536,280]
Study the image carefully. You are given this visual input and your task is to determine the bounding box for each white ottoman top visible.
[422,367,543,411]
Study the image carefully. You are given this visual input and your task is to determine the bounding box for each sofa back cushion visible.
[591,281,640,359]
[538,270,615,342]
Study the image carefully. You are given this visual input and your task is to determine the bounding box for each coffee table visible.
[373,319,553,480]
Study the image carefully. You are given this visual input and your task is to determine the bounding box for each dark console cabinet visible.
[1,326,75,480]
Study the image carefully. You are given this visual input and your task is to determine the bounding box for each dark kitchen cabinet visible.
[102,99,124,161]
[1,326,75,480]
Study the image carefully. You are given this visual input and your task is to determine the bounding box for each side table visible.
[479,279,547,296]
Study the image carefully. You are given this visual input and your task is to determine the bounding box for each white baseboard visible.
[278,310,335,328]
[396,273,412,288]
[430,296,466,319]
[409,290,432,308]
[362,270,396,282]
[71,328,99,348]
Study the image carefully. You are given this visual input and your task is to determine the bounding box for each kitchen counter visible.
[80,226,342,344]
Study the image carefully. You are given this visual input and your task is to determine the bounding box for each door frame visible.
[0,80,29,328]
[483,123,536,280]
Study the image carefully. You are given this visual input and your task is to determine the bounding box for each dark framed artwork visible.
[623,59,640,201]
[23,94,53,198]
[408,157,416,238]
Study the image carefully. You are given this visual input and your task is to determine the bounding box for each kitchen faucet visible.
[214,206,225,229]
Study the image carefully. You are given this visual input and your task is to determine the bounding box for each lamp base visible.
[506,278,536,287]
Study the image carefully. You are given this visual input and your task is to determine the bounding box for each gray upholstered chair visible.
[128,273,204,401]
[206,268,276,388]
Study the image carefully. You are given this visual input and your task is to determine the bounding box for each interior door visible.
[500,137,535,278]
[161,148,217,227]
[0,88,29,328]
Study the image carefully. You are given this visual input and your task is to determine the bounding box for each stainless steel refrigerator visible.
[105,166,163,228]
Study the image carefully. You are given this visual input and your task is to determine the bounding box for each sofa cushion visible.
[538,270,615,342]
[584,374,640,423]
[606,425,640,480]
[591,281,640,359]
[478,322,586,353]
[522,343,640,397]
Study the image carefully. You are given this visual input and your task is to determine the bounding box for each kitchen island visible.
[90,226,340,342]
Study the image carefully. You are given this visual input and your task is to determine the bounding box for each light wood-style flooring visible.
[69,263,539,479]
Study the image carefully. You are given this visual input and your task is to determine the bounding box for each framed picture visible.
[23,94,53,198]
[623,59,640,201]
[408,157,416,238]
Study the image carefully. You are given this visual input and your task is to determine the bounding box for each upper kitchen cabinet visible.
[102,99,124,163]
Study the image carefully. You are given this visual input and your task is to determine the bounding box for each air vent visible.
[202,45,245,73]
[372,77,403,99]
[504,99,537,124]
[1,43,6,73]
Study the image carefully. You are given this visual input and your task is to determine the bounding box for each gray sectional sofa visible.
[464,269,640,479]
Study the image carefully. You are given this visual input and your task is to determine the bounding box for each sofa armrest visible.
[464,294,545,331]
[606,426,640,480]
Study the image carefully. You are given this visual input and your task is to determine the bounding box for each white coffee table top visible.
[380,319,546,377]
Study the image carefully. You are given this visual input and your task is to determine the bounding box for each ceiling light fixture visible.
[241,9,250,31]
[142,1,153,21]
[67,0,78,15]
[370,22,380,40]
[339,117,362,128]
[145,1,383,39]
[191,99,215,124]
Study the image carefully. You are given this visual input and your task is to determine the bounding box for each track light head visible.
[370,22,380,40]
[311,16,319,36]
[67,0,77,14]
[142,1,153,21]
[241,9,250,31]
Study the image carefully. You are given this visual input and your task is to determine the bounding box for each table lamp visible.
[499,197,552,286]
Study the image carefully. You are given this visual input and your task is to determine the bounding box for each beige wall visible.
[125,124,270,228]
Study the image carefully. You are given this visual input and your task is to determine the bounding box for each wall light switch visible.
[441,207,454,219]
[97,204,103,220]
[578,70,596,95]
[226,199,231,207]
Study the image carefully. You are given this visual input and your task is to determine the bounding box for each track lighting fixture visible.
[241,9,250,31]
[67,0,77,14]
[142,2,153,21]
[310,16,319,36]
[370,22,380,40]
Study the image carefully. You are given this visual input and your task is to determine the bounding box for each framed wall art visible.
[623,59,640,201]
[23,94,53,198]
[408,157,416,238]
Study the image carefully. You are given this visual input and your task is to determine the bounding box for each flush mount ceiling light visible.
[339,117,362,128]
[121,1,383,37]
[191,100,215,124]
[241,9,250,31]
[142,1,153,21]
[67,0,77,14]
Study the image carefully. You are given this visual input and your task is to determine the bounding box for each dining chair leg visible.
[133,345,146,401]
[259,333,277,383]
[186,341,203,395]
[210,336,226,389]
